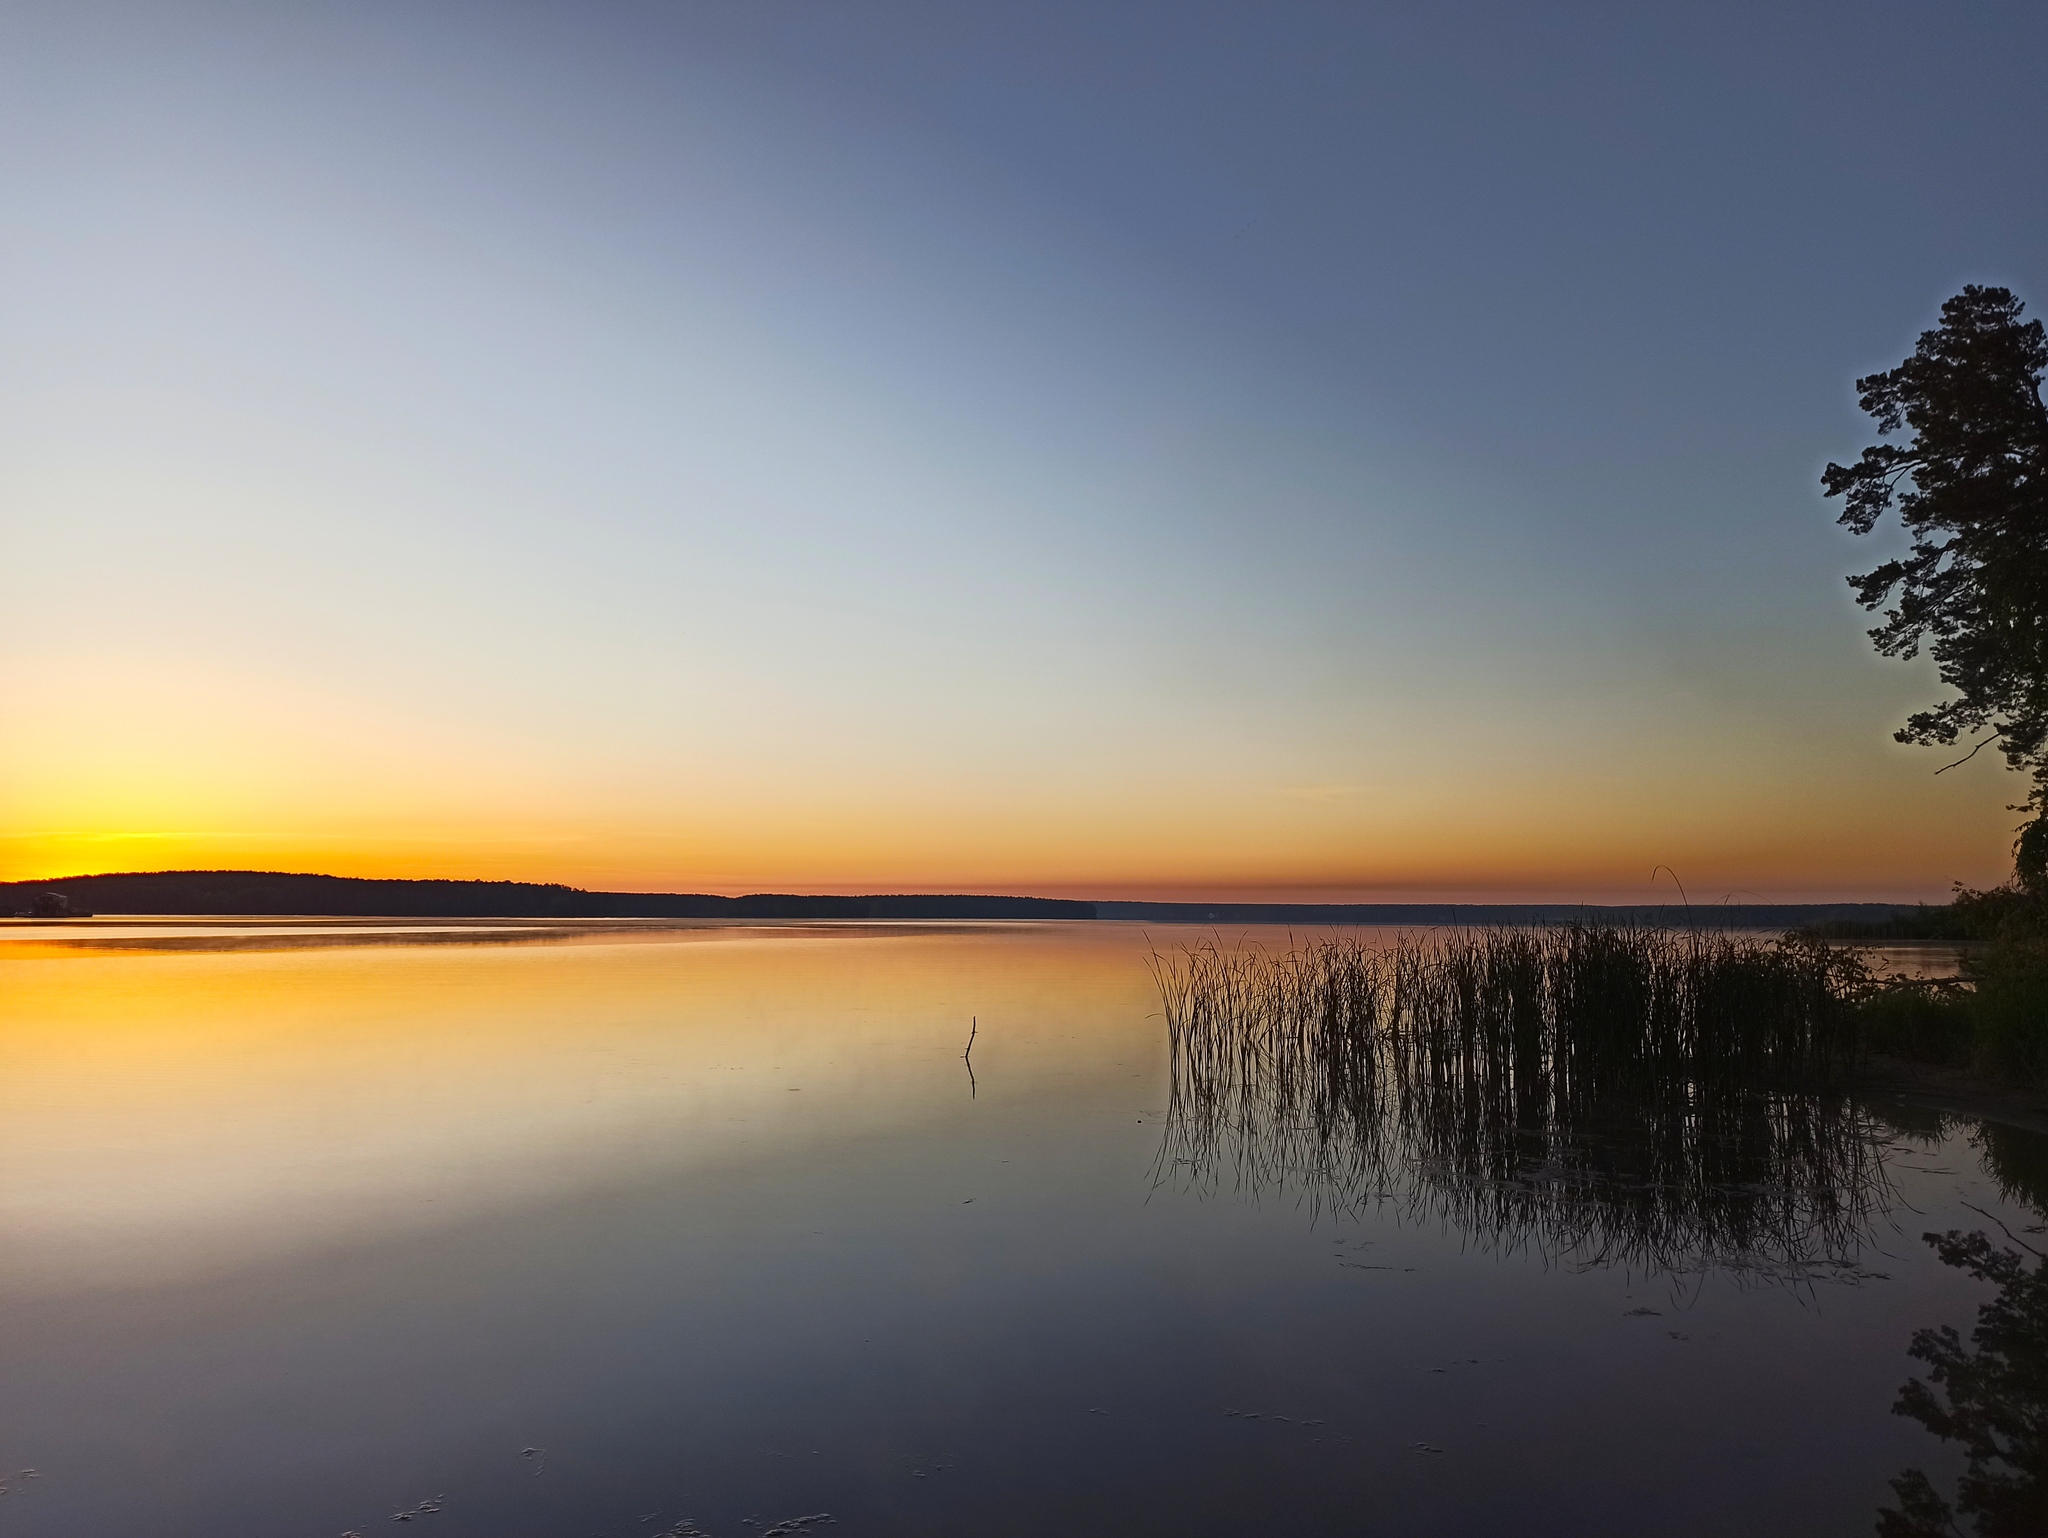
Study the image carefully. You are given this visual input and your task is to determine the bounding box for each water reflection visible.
[1133,916,2048,1532]
[1877,1225,2048,1536]
[1160,1052,1894,1279]
[2,921,2038,1536]
[1876,1119,2048,1537]
[0,921,1146,1292]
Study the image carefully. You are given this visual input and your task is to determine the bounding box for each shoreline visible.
[1856,1054,2048,1135]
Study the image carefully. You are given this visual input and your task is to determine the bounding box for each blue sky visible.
[4,1,2044,899]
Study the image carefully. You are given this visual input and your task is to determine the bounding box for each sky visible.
[4,0,2046,903]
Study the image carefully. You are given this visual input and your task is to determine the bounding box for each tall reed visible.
[1152,926,1887,1275]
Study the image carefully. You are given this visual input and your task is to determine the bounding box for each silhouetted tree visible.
[1825,288,2048,841]
[2016,817,2048,899]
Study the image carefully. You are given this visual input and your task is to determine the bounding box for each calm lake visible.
[0,919,2038,1536]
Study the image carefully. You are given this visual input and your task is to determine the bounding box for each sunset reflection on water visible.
[0,922,1155,1291]
[0,921,2031,1537]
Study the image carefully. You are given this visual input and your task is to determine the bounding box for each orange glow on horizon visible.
[1,653,2020,905]
[0,800,2015,906]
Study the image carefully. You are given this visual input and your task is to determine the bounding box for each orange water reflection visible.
[0,922,1165,1293]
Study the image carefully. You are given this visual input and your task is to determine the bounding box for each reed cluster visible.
[1152,926,1887,1275]
[1156,924,1865,1096]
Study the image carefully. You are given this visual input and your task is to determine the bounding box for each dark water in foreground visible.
[0,920,2038,1536]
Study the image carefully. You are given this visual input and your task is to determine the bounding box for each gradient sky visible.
[5,1,2046,901]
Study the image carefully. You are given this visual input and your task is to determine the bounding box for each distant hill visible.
[0,871,1095,921]
[0,870,1921,929]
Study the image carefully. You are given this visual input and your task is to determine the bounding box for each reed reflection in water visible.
[1153,928,1892,1277]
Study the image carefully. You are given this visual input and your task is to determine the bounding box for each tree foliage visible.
[1824,286,2048,808]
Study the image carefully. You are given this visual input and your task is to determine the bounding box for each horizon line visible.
[0,868,1927,913]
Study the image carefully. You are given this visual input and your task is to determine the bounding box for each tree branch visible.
[1960,1201,2046,1258]
[1934,734,2002,775]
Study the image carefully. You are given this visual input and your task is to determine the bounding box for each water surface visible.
[0,920,2036,1535]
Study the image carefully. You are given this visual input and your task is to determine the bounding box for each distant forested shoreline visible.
[1,869,1915,928]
